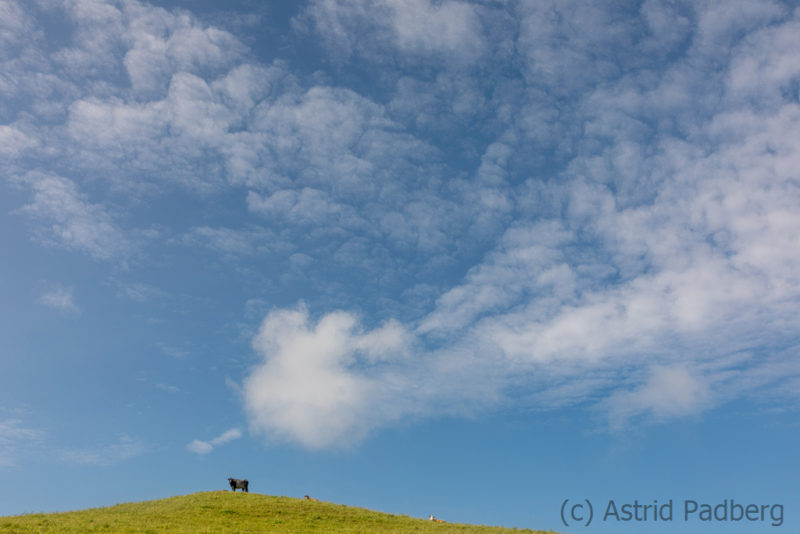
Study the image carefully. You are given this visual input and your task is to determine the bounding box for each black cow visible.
[228,477,249,492]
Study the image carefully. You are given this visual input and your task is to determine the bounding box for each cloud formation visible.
[243,306,414,449]
[239,0,800,446]
[17,173,132,262]
[297,0,486,63]
[4,0,800,449]
[606,365,712,428]
[187,428,243,455]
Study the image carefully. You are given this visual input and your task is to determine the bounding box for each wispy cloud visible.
[113,281,168,303]
[183,226,281,258]
[297,0,487,63]
[39,285,79,313]
[0,125,38,156]
[0,419,42,468]
[156,342,190,359]
[605,365,713,428]
[60,435,147,466]
[18,173,132,262]
[187,428,242,455]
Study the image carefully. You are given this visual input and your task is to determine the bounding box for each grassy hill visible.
[0,492,558,533]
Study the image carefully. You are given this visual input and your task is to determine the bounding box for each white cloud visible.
[58,24,445,222]
[243,306,414,449]
[386,0,485,59]
[0,125,38,156]
[515,0,638,94]
[67,97,167,150]
[186,439,213,455]
[246,85,409,189]
[693,0,786,56]
[42,0,244,92]
[0,0,37,62]
[725,13,800,106]
[419,220,575,334]
[606,365,712,428]
[187,427,242,455]
[8,0,464,266]
[408,3,800,432]
[421,106,800,409]
[298,0,486,63]
[39,285,79,312]
[124,9,245,94]
[18,172,132,261]
[49,0,125,76]
[388,73,489,134]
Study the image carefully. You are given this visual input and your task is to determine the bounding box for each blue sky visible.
[1,0,799,532]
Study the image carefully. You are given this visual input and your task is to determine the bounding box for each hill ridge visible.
[1,491,558,533]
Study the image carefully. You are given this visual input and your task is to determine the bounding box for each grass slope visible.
[1,492,558,533]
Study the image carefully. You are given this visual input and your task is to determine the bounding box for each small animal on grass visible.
[228,478,249,492]
[429,515,446,522]
[304,495,319,501]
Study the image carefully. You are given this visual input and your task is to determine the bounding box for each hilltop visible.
[0,491,558,533]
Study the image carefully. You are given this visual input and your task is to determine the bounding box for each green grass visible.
[0,492,558,533]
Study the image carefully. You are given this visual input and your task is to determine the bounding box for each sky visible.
[1,0,799,532]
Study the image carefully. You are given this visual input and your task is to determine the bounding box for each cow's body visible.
[228,478,249,492]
